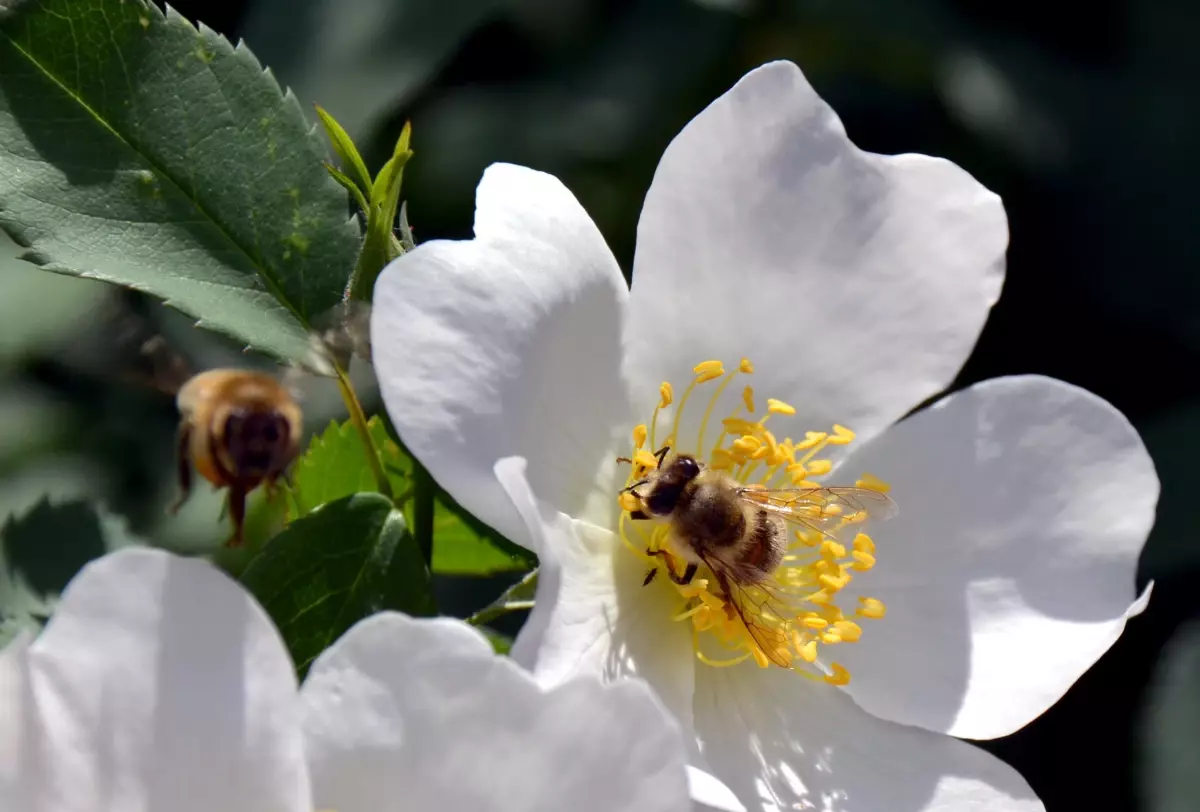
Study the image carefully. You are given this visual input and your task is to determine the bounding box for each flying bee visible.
[129,301,372,548]
[171,368,303,547]
[621,448,897,662]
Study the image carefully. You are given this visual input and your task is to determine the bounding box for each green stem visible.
[333,364,393,501]
[465,569,539,627]
[412,460,435,567]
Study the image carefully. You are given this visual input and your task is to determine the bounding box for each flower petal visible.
[625,60,1006,444]
[833,375,1157,739]
[301,612,691,812]
[0,548,307,812]
[371,163,631,550]
[498,457,697,731]
[694,665,1042,812]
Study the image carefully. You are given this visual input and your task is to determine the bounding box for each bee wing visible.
[698,553,795,669]
[739,486,897,545]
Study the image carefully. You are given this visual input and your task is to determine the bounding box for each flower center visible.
[616,359,893,685]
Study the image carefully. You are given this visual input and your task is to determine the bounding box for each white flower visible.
[0,547,692,812]
[371,60,1158,812]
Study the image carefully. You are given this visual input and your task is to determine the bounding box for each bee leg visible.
[168,423,192,514]
[642,568,658,587]
[653,445,671,466]
[620,479,649,494]
[615,456,634,465]
[225,484,247,547]
[647,547,698,586]
[629,510,649,521]
[668,563,698,586]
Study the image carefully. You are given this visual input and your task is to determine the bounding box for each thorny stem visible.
[333,364,393,501]
[412,461,435,567]
[466,569,540,627]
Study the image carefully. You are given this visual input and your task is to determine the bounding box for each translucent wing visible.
[738,486,897,545]
[698,553,798,669]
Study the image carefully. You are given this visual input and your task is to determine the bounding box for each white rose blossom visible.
[0,547,692,812]
[370,60,1158,812]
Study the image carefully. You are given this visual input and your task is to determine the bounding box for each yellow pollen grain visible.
[852,551,876,571]
[796,431,827,450]
[857,597,887,619]
[833,620,862,642]
[633,449,660,469]
[693,360,725,383]
[801,616,828,630]
[767,398,796,415]
[825,663,851,686]
[732,436,761,455]
[821,631,842,644]
[710,448,736,470]
[632,424,647,449]
[820,540,846,559]
[856,473,891,493]
[618,492,641,512]
[806,459,833,476]
[659,382,674,408]
[853,533,875,554]
[828,424,856,445]
[742,386,756,413]
[819,574,845,591]
[739,358,755,373]
[800,639,819,662]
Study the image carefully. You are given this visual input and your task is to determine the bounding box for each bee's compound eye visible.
[677,456,700,480]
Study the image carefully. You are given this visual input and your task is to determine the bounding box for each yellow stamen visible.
[633,449,659,470]
[616,357,891,683]
[857,597,887,619]
[856,473,891,493]
[825,663,851,686]
[828,424,856,445]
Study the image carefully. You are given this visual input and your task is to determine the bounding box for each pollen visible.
[615,357,894,685]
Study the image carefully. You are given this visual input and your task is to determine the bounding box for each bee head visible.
[220,408,297,481]
[644,453,702,516]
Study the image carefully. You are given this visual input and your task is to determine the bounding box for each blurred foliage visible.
[1,0,1198,808]
[0,499,143,646]
[1140,620,1200,812]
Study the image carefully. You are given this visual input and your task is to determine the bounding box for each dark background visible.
[3,1,1198,809]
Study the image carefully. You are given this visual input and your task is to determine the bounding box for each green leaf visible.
[0,498,142,646]
[288,416,407,519]
[0,0,361,363]
[347,123,412,302]
[241,492,433,677]
[431,490,536,576]
[315,104,372,199]
[324,163,370,217]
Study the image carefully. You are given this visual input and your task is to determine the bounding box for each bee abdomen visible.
[740,509,785,581]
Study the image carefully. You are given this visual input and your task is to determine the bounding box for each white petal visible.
[695,665,1043,812]
[301,613,691,812]
[833,375,1158,739]
[498,457,697,731]
[371,163,631,550]
[625,60,1006,444]
[0,548,307,812]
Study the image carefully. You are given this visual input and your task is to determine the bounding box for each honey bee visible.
[622,448,896,630]
[170,368,303,547]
